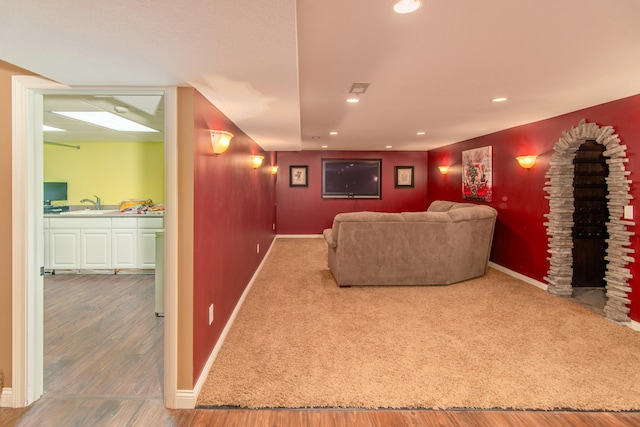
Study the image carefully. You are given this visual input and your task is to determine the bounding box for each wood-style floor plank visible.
[43,274,163,398]
[2,274,640,425]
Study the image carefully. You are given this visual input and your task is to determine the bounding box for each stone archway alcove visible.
[544,119,634,322]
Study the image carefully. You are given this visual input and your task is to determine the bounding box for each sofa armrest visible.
[323,228,337,248]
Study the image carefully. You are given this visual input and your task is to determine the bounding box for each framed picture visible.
[289,165,308,187]
[462,146,492,202]
[395,166,414,188]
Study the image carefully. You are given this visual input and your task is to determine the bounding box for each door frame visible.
[11,76,179,407]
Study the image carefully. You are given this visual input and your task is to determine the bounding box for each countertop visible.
[45,210,165,218]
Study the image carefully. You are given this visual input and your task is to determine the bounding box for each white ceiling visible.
[2,1,640,151]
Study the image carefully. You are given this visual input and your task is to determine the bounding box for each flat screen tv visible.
[322,159,381,199]
[44,182,68,205]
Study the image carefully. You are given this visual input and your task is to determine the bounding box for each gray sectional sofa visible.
[322,200,498,287]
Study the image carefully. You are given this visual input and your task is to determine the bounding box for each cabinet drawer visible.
[138,217,164,229]
[50,217,111,229]
[112,217,137,228]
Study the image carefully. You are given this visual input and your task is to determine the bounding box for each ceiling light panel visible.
[52,111,159,132]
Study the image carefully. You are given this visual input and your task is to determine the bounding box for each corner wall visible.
[0,60,36,392]
[427,94,640,321]
[190,89,276,385]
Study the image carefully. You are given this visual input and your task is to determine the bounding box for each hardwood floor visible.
[2,274,640,426]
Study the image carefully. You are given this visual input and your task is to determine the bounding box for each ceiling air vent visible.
[349,83,370,94]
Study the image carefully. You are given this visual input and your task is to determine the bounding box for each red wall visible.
[192,91,276,382]
[276,151,429,233]
[428,94,640,321]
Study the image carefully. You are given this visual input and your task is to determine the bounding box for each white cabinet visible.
[137,217,164,269]
[49,229,80,269]
[112,217,138,269]
[44,215,163,271]
[81,229,111,269]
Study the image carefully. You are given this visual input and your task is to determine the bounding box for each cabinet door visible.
[137,229,162,269]
[112,229,137,269]
[50,229,80,269]
[81,229,112,269]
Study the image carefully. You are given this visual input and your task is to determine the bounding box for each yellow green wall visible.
[44,140,164,206]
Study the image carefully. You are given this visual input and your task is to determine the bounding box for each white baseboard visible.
[276,234,323,238]
[0,388,13,407]
[488,262,548,291]
[173,238,279,409]
[624,320,640,332]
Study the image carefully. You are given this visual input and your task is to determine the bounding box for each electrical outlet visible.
[273,223,276,231]
[257,243,260,254]
[208,304,214,325]
[624,205,634,220]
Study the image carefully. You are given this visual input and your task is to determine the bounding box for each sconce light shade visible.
[516,155,537,169]
[252,156,264,169]
[271,165,279,175]
[438,166,449,175]
[210,130,234,155]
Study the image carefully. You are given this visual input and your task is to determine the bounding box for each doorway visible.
[572,140,609,288]
[11,77,178,408]
[544,120,634,322]
[42,93,165,398]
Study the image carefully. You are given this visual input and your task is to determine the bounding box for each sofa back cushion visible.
[427,200,483,213]
[330,211,404,244]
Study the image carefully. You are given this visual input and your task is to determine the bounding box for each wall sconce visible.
[271,166,279,175]
[438,166,449,175]
[516,155,537,170]
[210,130,234,155]
[252,156,264,169]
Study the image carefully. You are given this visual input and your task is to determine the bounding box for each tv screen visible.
[44,182,68,205]
[322,159,381,199]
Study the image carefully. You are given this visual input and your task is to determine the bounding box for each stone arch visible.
[544,119,634,322]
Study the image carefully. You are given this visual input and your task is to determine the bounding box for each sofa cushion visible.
[401,211,450,222]
[427,200,481,212]
[330,211,404,244]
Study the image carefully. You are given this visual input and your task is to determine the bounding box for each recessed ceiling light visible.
[346,97,360,103]
[321,145,328,149]
[52,111,159,132]
[393,0,422,14]
[386,145,393,149]
[491,97,508,103]
[43,125,65,132]
[416,131,426,135]
[329,131,338,135]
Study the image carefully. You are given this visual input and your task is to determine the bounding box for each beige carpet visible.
[197,238,640,410]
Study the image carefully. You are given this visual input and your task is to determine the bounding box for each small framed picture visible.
[289,165,308,187]
[395,166,414,188]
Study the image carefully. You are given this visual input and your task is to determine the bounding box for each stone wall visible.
[544,120,634,322]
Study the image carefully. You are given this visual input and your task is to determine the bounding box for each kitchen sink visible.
[59,209,118,215]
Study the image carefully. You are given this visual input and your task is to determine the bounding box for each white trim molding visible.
[11,78,180,408]
[0,388,13,408]
[488,262,548,291]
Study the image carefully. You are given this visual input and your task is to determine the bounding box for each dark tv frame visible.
[321,159,382,199]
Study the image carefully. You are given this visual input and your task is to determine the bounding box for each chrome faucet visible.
[80,195,101,210]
